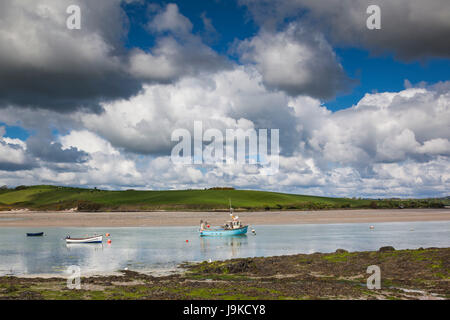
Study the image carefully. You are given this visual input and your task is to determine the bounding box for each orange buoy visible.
[106,233,110,237]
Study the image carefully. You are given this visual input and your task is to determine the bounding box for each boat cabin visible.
[223,219,242,230]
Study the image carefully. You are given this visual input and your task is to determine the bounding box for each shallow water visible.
[0,221,448,276]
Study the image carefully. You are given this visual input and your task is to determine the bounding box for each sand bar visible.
[0,208,448,227]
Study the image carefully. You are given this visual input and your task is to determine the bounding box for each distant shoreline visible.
[0,208,448,227]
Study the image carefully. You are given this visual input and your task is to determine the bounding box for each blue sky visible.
[327,49,450,110]
[123,0,258,52]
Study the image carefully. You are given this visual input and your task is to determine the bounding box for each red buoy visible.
[107,239,111,244]
[186,239,189,243]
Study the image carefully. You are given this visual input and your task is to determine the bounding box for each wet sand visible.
[0,208,448,227]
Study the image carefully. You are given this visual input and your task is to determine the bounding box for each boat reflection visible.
[66,243,104,251]
[200,235,248,259]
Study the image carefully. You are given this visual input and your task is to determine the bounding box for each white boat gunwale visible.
[65,235,103,243]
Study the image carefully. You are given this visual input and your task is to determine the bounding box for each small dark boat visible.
[26,232,44,237]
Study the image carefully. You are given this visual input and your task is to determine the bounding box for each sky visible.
[0,0,449,198]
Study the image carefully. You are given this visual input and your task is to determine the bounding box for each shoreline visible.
[0,208,449,227]
[1,247,448,300]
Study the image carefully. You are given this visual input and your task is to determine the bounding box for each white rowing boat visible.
[65,235,102,244]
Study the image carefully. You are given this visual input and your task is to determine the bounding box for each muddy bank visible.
[0,208,449,227]
[0,247,448,300]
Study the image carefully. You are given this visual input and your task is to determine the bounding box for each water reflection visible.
[66,243,104,251]
[0,221,448,276]
[200,235,248,259]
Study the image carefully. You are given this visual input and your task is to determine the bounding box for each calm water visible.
[0,221,449,276]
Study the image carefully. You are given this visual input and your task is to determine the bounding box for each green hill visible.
[0,185,445,211]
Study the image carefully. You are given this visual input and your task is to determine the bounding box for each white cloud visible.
[239,0,450,60]
[147,3,193,35]
[0,134,31,171]
[1,76,445,197]
[417,138,450,155]
[0,0,142,111]
[0,0,229,111]
[80,66,294,155]
[0,141,27,165]
[237,23,351,99]
[59,130,119,155]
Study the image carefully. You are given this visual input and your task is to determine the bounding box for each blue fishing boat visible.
[200,225,248,236]
[26,232,44,236]
[199,200,248,236]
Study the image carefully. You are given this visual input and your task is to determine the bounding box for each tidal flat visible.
[0,247,448,300]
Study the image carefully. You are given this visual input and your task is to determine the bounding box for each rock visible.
[228,259,254,273]
[379,246,395,252]
[335,249,348,254]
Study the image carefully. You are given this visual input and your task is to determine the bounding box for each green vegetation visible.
[1,247,448,300]
[0,185,446,211]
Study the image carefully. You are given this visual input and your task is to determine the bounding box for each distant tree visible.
[0,185,7,190]
[77,201,102,212]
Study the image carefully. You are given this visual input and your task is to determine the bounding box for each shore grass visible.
[0,247,448,300]
[0,185,446,212]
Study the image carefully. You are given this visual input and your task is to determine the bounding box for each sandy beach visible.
[0,208,448,227]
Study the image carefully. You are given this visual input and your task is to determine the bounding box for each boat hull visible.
[200,226,248,236]
[26,232,44,237]
[65,235,103,244]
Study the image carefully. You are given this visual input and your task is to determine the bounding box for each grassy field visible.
[0,185,446,211]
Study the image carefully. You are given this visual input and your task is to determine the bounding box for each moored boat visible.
[65,235,103,244]
[200,225,248,236]
[26,232,44,236]
[199,200,248,237]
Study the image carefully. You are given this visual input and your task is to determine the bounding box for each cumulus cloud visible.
[0,1,229,112]
[0,0,142,112]
[306,85,450,172]
[79,66,298,155]
[5,68,440,197]
[26,136,89,163]
[0,131,35,171]
[239,0,450,60]
[236,23,352,99]
[128,36,229,83]
[0,130,144,188]
[147,3,193,35]
[128,4,230,83]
